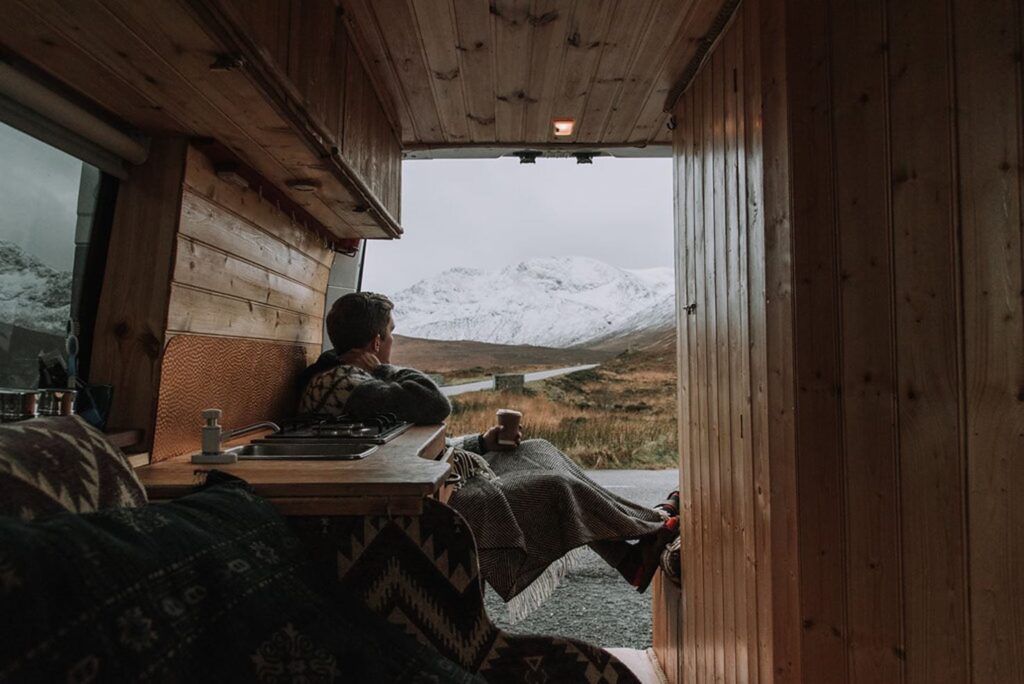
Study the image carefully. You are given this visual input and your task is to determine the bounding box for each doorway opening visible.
[352,154,678,649]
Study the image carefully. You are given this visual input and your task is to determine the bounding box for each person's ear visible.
[371,335,381,353]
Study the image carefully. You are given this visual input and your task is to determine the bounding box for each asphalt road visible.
[440,364,600,397]
[482,468,680,650]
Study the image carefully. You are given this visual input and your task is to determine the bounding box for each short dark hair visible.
[326,292,394,353]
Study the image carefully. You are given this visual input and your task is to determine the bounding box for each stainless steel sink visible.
[227,442,378,461]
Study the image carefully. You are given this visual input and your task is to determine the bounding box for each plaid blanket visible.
[448,439,666,621]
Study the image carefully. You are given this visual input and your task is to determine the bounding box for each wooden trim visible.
[662,0,743,115]
[181,0,403,238]
[89,137,188,448]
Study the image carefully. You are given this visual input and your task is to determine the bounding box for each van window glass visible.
[0,121,103,387]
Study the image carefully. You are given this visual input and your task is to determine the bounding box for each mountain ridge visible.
[391,256,675,349]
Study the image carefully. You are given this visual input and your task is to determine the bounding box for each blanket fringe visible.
[504,546,586,624]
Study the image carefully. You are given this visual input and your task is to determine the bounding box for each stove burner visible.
[260,413,411,444]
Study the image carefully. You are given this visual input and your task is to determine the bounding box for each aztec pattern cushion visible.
[0,415,146,519]
[292,498,640,684]
[0,475,483,683]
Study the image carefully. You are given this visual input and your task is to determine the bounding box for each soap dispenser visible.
[191,408,238,464]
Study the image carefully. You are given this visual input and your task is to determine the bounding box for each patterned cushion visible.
[0,476,483,683]
[0,416,146,519]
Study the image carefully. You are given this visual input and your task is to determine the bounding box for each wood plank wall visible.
[90,138,189,444]
[663,4,769,682]
[149,145,336,461]
[229,0,402,218]
[665,0,1024,681]
[783,0,1024,679]
[168,147,333,356]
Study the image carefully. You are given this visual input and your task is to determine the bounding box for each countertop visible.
[136,424,450,515]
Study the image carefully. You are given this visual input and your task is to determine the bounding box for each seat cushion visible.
[0,415,147,519]
[0,475,483,683]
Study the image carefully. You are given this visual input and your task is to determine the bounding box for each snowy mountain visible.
[391,256,675,348]
[0,240,71,335]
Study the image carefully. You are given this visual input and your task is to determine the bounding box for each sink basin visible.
[227,442,378,461]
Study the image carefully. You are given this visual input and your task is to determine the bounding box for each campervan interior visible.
[0,0,1021,682]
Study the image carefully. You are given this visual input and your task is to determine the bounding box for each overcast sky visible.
[362,156,674,295]
[0,122,82,270]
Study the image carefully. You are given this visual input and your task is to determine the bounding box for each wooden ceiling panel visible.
[522,0,571,141]
[574,0,658,143]
[492,0,533,141]
[410,0,471,143]
[548,0,615,144]
[366,0,446,142]
[600,0,691,142]
[341,0,736,149]
[452,0,498,142]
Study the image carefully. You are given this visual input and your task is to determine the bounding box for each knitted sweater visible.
[299,359,451,425]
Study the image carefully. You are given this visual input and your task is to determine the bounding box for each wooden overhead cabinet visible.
[0,0,402,240]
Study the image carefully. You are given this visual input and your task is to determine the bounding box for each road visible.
[440,363,600,397]
[483,468,680,649]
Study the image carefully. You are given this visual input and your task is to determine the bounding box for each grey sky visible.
[362,156,674,295]
[0,122,82,271]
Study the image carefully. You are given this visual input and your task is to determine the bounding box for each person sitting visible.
[299,292,680,619]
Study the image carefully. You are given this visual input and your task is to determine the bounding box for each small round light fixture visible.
[286,178,319,192]
[552,118,575,136]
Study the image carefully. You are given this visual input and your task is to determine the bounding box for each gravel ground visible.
[483,469,679,649]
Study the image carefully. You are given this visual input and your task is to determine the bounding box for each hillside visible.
[390,334,613,382]
[0,240,71,334]
[445,336,679,469]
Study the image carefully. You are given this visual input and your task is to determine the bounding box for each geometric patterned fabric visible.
[0,476,484,683]
[291,498,641,683]
[0,415,147,520]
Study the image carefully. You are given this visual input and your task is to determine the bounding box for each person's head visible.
[325,292,395,362]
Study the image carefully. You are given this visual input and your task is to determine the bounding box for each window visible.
[0,121,113,387]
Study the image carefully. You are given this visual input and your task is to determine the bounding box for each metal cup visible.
[37,389,77,417]
[0,389,40,422]
[495,408,522,446]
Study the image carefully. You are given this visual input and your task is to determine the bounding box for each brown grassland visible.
[445,338,678,469]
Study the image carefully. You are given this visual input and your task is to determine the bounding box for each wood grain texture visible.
[3,0,400,238]
[680,0,1024,681]
[888,0,969,679]
[667,7,771,680]
[342,0,735,146]
[830,0,902,679]
[183,148,335,268]
[89,138,188,447]
[143,422,450,498]
[954,0,1024,679]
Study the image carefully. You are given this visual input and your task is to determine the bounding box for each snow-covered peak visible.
[390,256,674,348]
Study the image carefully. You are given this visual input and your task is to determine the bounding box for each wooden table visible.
[136,424,451,515]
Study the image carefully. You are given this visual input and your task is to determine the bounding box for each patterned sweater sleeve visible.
[447,433,486,454]
[345,364,452,425]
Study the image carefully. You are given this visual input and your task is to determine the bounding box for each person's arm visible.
[345,364,452,425]
[448,433,487,454]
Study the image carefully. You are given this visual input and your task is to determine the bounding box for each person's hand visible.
[482,424,522,452]
[339,350,381,374]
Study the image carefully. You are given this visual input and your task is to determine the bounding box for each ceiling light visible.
[286,178,319,192]
[552,119,575,136]
[213,163,249,188]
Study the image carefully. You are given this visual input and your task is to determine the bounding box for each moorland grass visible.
[446,349,678,469]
